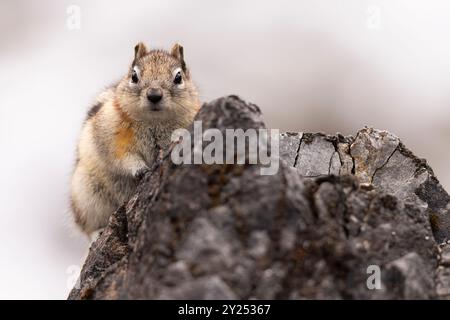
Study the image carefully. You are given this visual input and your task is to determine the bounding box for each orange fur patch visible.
[114,100,134,159]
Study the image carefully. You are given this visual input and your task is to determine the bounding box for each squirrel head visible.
[116,42,199,123]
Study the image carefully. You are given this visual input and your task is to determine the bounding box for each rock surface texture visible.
[69,96,450,299]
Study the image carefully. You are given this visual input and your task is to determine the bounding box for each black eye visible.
[174,71,182,85]
[131,70,139,83]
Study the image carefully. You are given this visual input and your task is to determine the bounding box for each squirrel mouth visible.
[149,104,163,111]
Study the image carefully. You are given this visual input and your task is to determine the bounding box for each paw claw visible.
[134,167,150,180]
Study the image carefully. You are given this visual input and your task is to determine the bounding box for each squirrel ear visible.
[133,42,148,62]
[171,43,186,71]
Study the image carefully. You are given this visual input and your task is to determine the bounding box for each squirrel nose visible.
[147,88,163,103]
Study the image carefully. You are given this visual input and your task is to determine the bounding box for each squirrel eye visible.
[173,71,182,85]
[131,70,139,84]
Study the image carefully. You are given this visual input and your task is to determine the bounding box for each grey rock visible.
[440,244,450,266]
[162,261,192,286]
[69,95,450,300]
[338,142,354,175]
[279,132,302,167]
[350,127,399,185]
[436,243,450,299]
[295,134,336,177]
[436,267,450,298]
[251,263,286,299]
[157,276,238,300]
[329,151,341,175]
[383,252,435,299]
[372,149,428,205]
[247,231,270,259]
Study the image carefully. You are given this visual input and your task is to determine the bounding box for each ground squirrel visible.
[71,42,200,237]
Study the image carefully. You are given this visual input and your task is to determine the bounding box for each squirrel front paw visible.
[134,167,150,180]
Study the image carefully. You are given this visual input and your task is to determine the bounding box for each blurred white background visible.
[1,0,450,299]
